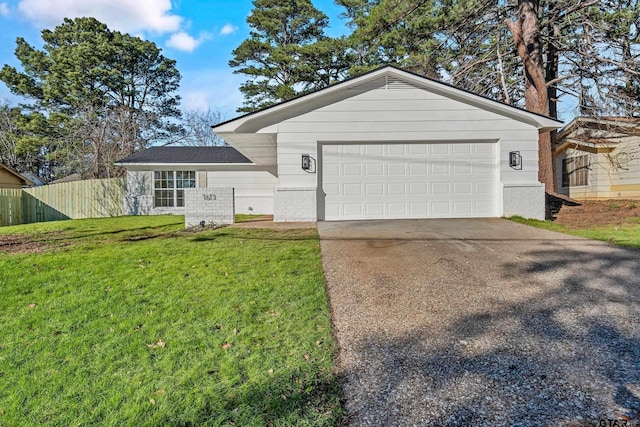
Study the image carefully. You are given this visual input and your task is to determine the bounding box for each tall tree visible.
[0,17,182,179]
[0,101,42,175]
[577,0,640,116]
[334,0,383,74]
[340,0,524,99]
[230,0,348,113]
[181,108,228,146]
[505,0,553,191]
[341,0,640,192]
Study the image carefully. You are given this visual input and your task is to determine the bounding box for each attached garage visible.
[321,142,497,220]
[213,66,562,222]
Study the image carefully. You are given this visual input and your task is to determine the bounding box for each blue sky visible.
[0,0,349,118]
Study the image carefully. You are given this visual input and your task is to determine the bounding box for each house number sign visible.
[203,194,217,201]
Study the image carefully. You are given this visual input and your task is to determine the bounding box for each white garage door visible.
[321,143,498,220]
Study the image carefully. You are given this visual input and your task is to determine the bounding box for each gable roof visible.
[556,116,640,153]
[115,146,252,166]
[0,164,35,187]
[51,173,82,184]
[213,65,563,166]
[558,116,640,140]
[20,171,46,186]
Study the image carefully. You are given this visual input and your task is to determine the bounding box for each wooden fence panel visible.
[22,178,126,222]
[0,178,125,226]
[0,188,24,226]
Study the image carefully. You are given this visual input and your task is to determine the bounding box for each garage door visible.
[321,142,497,220]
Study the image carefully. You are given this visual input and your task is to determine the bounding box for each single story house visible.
[51,173,82,184]
[0,164,35,188]
[115,146,277,215]
[20,172,46,186]
[555,116,640,200]
[117,66,562,221]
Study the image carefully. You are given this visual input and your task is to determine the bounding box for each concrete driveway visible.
[318,218,640,427]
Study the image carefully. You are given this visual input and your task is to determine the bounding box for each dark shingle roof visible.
[116,146,252,164]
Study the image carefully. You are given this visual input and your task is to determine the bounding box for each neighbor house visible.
[118,66,562,221]
[555,117,640,200]
[20,172,45,187]
[115,146,277,215]
[0,164,35,189]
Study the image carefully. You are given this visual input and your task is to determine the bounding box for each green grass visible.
[509,216,640,249]
[0,216,341,426]
[235,214,268,223]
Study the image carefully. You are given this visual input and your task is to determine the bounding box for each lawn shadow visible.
[335,242,640,426]
[167,360,343,425]
[189,228,319,243]
[219,373,342,425]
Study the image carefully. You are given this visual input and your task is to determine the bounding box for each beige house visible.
[555,117,640,200]
[0,164,34,188]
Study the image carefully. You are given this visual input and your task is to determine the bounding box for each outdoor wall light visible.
[509,151,522,170]
[301,154,315,173]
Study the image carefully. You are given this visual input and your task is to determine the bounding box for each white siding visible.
[205,170,276,214]
[124,168,276,216]
[273,83,542,220]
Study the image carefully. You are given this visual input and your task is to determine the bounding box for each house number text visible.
[203,194,216,201]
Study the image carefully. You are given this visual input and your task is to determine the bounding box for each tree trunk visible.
[545,3,561,189]
[505,0,555,193]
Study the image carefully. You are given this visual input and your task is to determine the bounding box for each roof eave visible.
[0,164,35,186]
[554,138,618,154]
[213,132,278,166]
[558,116,640,140]
[115,162,255,167]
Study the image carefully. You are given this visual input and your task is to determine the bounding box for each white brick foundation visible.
[502,183,545,220]
[274,187,317,222]
[184,188,235,227]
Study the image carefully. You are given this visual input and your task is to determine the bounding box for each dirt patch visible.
[555,199,640,228]
[232,218,317,230]
[0,234,55,254]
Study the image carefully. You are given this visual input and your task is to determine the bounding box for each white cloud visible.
[166,31,211,53]
[180,69,244,113]
[17,0,182,33]
[182,91,209,111]
[220,23,237,36]
[0,2,10,17]
[167,32,198,52]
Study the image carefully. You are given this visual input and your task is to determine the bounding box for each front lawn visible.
[0,216,341,425]
[510,216,640,249]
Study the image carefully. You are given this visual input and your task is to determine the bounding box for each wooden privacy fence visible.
[0,178,125,227]
[0,188,23,227]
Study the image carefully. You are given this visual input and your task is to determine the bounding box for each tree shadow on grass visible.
[163,367,343,426]
[21,224,180,244]
[335,242,640,426]
[189,229,319,243]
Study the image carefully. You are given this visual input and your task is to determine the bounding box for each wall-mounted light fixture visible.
[301,154,316,173]
[509,151,522,170]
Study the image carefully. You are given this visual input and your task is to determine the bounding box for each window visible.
[561,155,589,187]
[154,171,196,207]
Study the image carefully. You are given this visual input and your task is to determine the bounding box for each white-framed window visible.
[154,171,196,207]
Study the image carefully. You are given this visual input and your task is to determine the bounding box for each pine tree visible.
[0,17,182,179]
[339,0,640,192]
[230,0,346,113]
